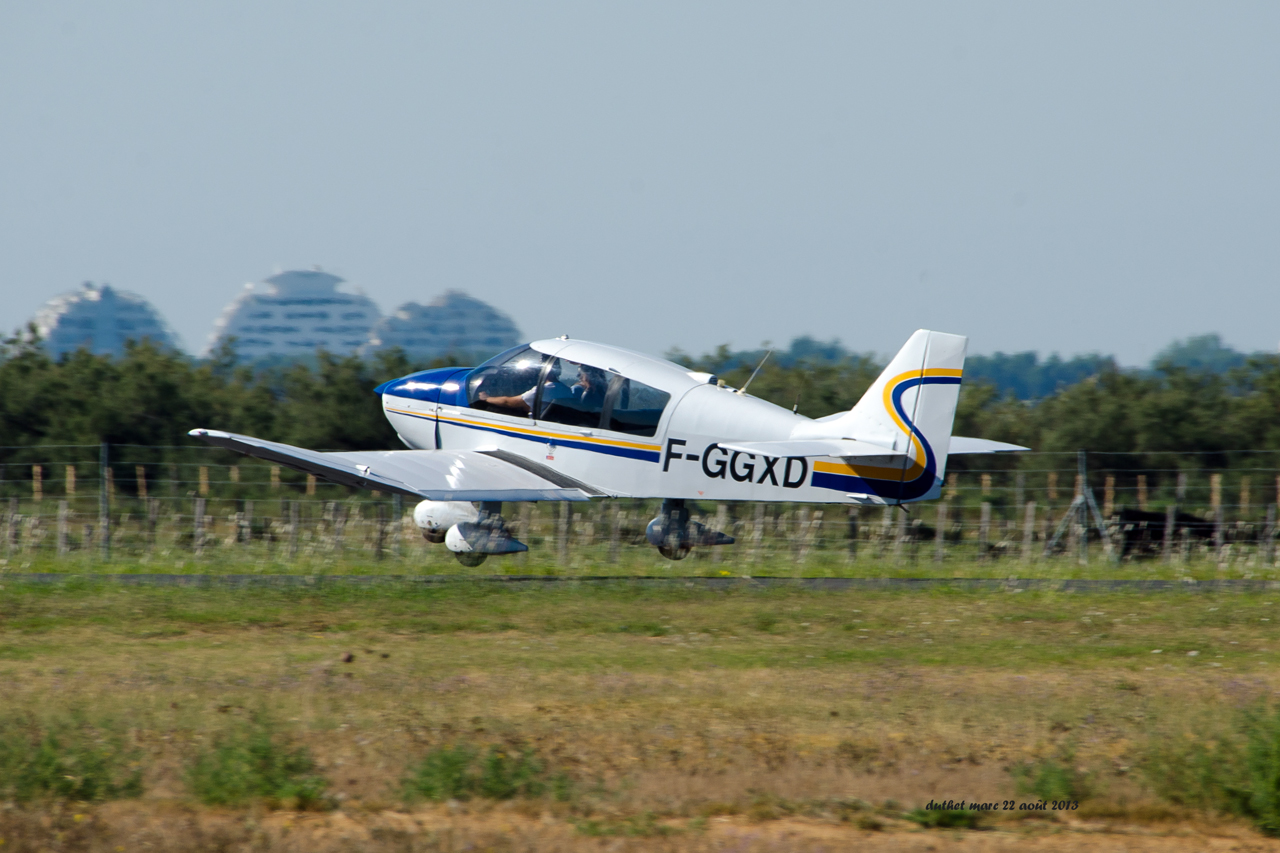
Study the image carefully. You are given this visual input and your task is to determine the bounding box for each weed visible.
[1243,706,1280,835]
[905,808,982,829]
[403,743,551,802]
[752,612,779,632]
[1149,705,1280,836]
[574,812,677,837]
[1012,752,1091,802]
[0,714,142,802]
[187,718,329,809]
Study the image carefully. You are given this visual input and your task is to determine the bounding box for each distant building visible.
[362,291,521,360]
[33,282,180,359]
[205,270,381,358]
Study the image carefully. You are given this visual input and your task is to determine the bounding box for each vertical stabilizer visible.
[795,330,967,503]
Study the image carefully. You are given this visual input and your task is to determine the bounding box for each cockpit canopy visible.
[465,345,672,437]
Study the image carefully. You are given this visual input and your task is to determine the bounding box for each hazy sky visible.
[2,2,1277,364]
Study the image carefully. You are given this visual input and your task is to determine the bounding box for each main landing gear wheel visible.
[453,551,487,567]
[423,530,447,544]
[646,499,734,562]
[658,544,692,561]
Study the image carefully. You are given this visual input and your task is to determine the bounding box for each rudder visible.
[801,330,967,503]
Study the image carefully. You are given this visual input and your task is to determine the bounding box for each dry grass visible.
[2,581,1280,849]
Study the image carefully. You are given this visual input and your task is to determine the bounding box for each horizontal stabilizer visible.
[189,429,595,502]
[948,437,1029,454]
[717,438,902,459]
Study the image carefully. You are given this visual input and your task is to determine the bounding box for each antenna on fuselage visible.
[736,349,772,396]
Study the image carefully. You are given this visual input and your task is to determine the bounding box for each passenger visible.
[572,365,608,409]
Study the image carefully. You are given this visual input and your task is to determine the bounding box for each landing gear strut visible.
[645,499,735,561]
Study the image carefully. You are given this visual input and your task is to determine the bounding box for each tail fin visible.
[797,330,966,503]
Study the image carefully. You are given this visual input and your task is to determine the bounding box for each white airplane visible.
[191,329,1024,565]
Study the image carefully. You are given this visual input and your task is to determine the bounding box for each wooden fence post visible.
[934,501,948,562]
[1041,506,1054,557]
[846,506,859,562]
[1137,475,1148,511]
[33,465,42,503]
[892,507,907,561]
[1163,503,1176,563]
[375,502,387,561]
[57,500,69,556]
[1214,504,1226,560]
[557,502,571,564]
[608,502,621,564]
[147,497,159,550]
[289,500,300,558]
[100,443,110,560]
[1021,501,1037,562]
[978,502,991,561]
[4,498,16,557]
[194,497,206,555]
[1014,472,1025,512]
[1264,504,1277,568]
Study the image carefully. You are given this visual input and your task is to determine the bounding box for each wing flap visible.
[189,429,594,501]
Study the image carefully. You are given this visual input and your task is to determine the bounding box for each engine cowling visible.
[413,500,480,544]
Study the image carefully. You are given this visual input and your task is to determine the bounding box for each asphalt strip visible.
[2,574,1279,592]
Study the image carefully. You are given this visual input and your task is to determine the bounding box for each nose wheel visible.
[453,551,488,567]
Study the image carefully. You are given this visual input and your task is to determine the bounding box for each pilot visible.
[477,362,574,415]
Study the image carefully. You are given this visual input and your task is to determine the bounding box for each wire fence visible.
[0,444,1277,573]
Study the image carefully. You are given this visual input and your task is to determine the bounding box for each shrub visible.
[1143,705,1280,836]
[403,742,554,802]
[0,714,143,802]
[1012,755,1091,802]
[187,719,328,809]
[1242,706,1280,836]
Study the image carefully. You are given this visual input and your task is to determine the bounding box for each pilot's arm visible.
[477,386,536,414]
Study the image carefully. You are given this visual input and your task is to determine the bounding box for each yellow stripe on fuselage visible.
[384,406,661,452]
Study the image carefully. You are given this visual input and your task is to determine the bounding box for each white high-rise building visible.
[362,291,522,361]
[33,282,180,359]
[205,270,381,358]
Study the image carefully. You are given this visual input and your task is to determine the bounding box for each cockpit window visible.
[536,359,609,428]
[601,376,670,437]
[466,346,671,436]
[466,346,550,416]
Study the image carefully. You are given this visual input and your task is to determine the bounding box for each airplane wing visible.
[947,437,1029,454]
[188,429,602,501]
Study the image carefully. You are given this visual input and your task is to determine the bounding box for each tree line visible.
[1,331,1278,475]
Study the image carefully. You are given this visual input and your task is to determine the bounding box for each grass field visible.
[4,570,1280,850]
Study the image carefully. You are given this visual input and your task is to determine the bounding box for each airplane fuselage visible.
[379,338,944,505]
